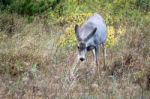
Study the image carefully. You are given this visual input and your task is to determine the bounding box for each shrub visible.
[58,13,126,49]
[58,13,92,48]
[0,0,60,16]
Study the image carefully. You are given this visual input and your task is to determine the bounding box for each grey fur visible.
[75,13,107,65]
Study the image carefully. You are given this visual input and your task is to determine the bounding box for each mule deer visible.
[75,13,107,69]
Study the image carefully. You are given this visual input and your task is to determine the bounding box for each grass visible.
[0,12,150,99]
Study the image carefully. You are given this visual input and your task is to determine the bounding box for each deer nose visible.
[80,58,85,61]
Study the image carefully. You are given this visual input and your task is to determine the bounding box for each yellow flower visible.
[106,26,116,47]
[57,13,126,48]
[57,13,93,48]
[118,26,125,35]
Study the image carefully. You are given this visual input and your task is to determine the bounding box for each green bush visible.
[136,0,150,12]
[0,0,60,16]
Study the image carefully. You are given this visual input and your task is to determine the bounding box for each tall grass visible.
[0,1,150,99]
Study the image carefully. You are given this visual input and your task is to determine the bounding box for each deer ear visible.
[85,27,97,41]
[75,24,81,41]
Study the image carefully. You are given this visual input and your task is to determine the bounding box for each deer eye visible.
[77,46,80,49]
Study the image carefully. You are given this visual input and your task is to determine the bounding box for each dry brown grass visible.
[0,13,150,99]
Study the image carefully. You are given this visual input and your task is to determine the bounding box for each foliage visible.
[136,0,150,12]
[58,13,126,48]
[54,0,148,48]
[0,0,149,50]
[0,0,150,98]
[0,0,60,15]
[58,13,92,48]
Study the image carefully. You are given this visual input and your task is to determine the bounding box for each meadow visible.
[0,0,150,98]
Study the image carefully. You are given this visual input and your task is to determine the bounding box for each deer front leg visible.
[92,46,100,73]
[92,49,97,66]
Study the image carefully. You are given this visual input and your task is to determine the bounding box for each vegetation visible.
[0,0,150,98]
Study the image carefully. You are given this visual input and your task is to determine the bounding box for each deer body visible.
[75,13,107,66]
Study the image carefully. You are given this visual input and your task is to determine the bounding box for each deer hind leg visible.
[102,43,106,70]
